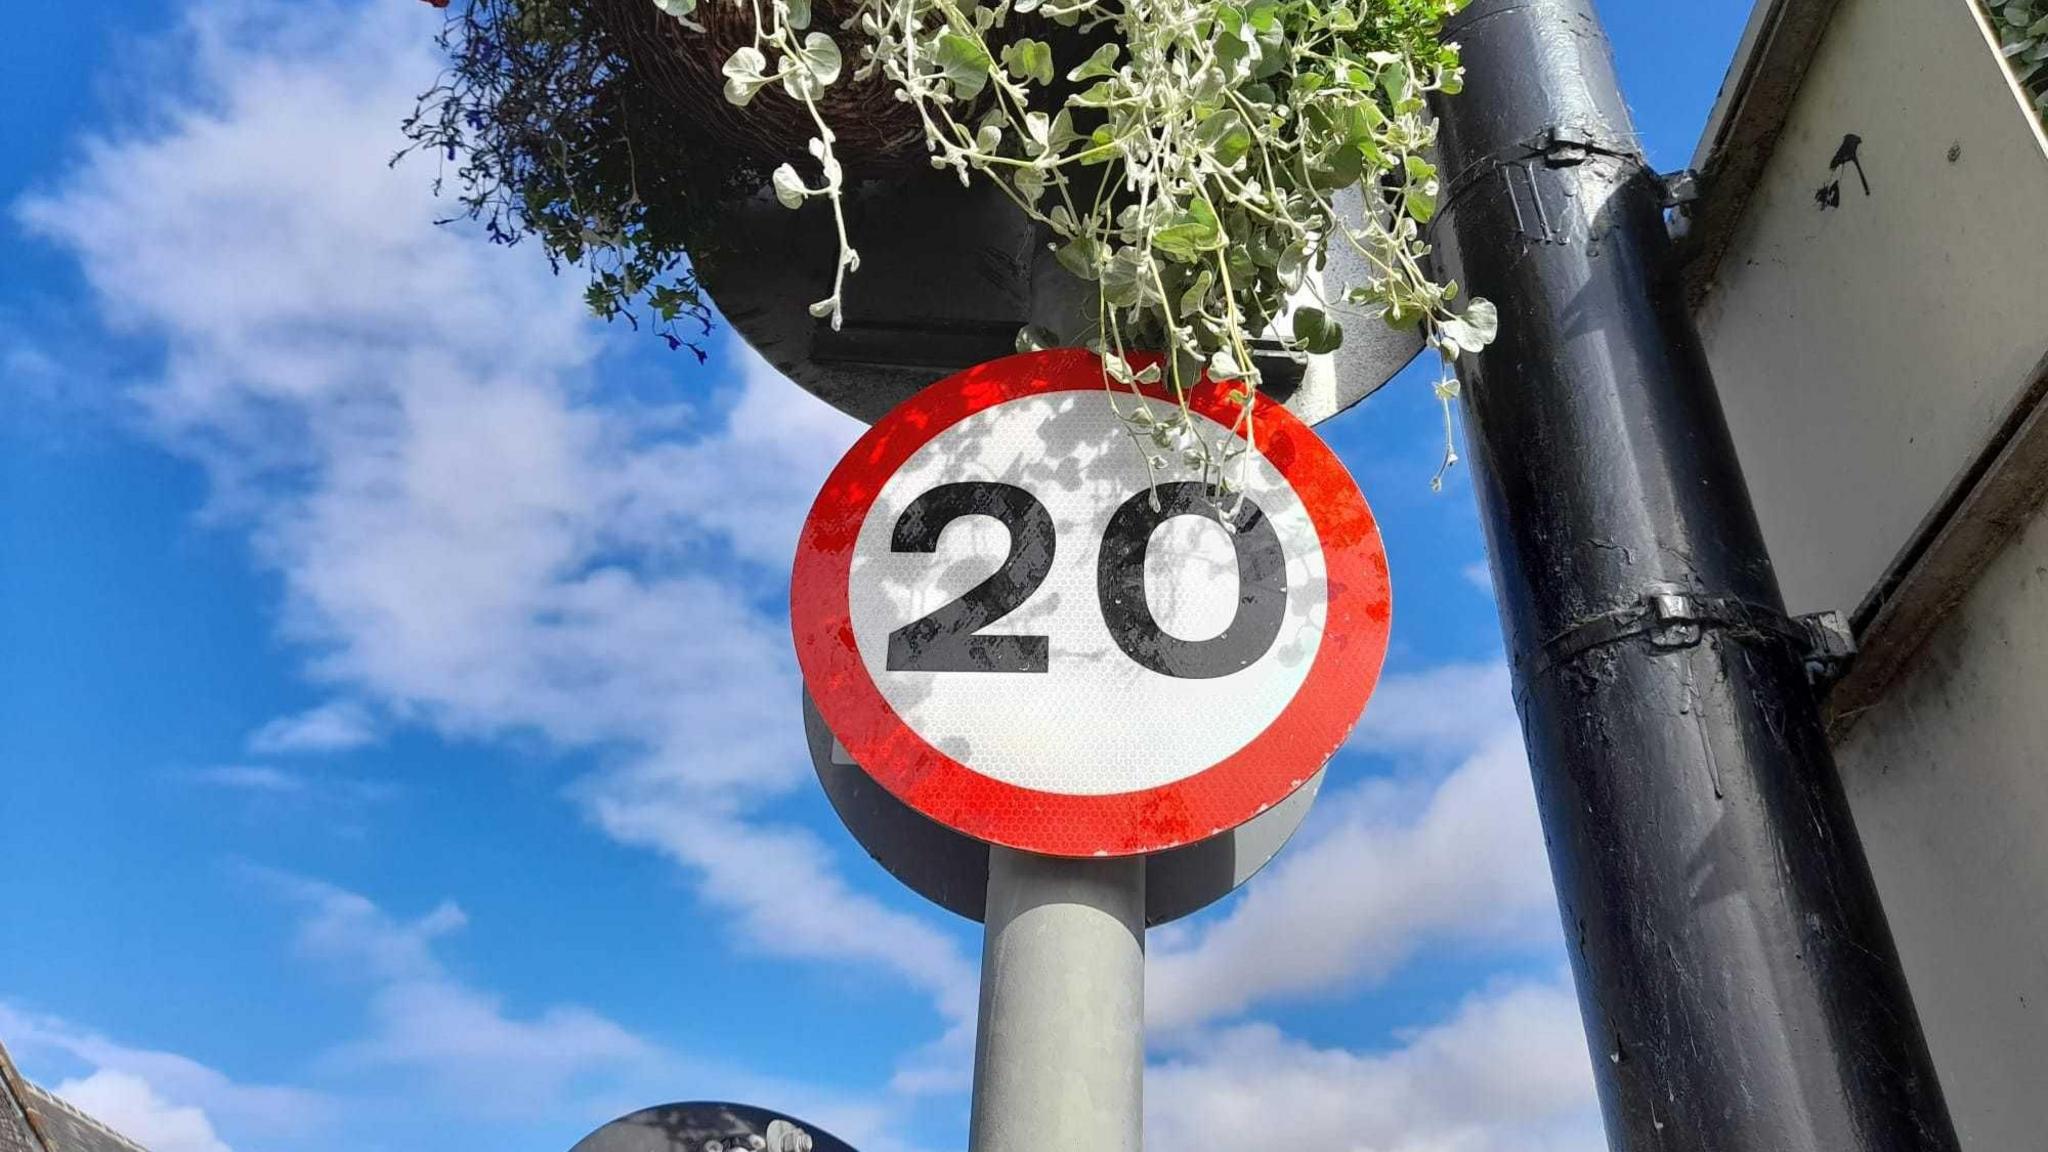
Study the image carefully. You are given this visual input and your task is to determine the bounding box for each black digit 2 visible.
[1097,481,1288,679]
[887,482,1055,673]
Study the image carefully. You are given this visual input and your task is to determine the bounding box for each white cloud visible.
[0,1003,327,1142]
[1,880,931,1152]
[255,874,936,1149]
[16,0,963,1043]
[188,764,307,794]
[53,1069,232,1152]
[181,764,395,814]
[1149,664,1558,1032]
[1347,661,1516,760]
[586,793,980,1023]
[257,871,658,1114]
[248,701,377,755]
[1148,978,1601,1152]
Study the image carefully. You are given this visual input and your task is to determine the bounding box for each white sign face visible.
[847,392,1328,795]
[792,350,1391,857]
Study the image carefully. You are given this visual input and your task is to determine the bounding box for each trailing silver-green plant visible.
[653,0,1493,490]
[703,1120,813,1152]
[1990,0,2048,115]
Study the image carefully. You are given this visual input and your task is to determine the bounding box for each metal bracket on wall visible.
[1795,610,1858,686]
[1661,169,1702,208]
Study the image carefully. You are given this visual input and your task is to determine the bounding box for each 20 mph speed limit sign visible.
[791,349,1391,857]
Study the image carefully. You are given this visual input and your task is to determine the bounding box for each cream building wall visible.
[1690,0,2048,1146]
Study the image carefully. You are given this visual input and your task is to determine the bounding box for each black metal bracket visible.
[1660,168,1702,209]
[1519,589,1856,687]
[1441,121,1647,215]
[1795,609,1858,686]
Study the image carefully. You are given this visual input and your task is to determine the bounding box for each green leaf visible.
[1072,80,1120,108]
[1405,183,1438,224]
[1275,242,1307,291]
[1152,199,1223,262]
[1023,111,1051,152]
[1013,165,1047,205]
[1381,57,1414,105]
[783,0,810,29]
[1313,143,1364,191]
[652,0,699,23]
[1055,236,1102,281]
[1066,42,1121,83]
[1212,8,1256,76]
[1438,299,1499,355]
[1044,109,1080,151]
[937,34,993,100]
[1292,306,1344,355]
[1253,19,1288,79]
[781,32,842,99]
[1074,123,1120,164]
[721,46,772,107]
[1195,109,1253,168]
[1344,100,1386,144]
[1002,38,1055,87]
[771,163,809,209]
[1102,247,1157,307]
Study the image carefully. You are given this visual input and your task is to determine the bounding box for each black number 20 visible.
[885,480,1287,679]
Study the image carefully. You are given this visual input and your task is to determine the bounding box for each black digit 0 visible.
[1097,482,1288,679]
[886,482,1055,673]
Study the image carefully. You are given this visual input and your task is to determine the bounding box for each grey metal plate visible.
[697,179,1422,428]
[802,689,1322,927]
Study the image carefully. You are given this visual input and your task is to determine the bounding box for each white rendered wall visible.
[1834,496,2048,1150]
[1694,0,2048,1144]
[1696,0,2048,619]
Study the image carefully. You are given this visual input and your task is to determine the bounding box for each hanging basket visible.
[586,0,931,170]
[584,0,1111,172]
[695,175,1423,427]
[410,0,1441,430]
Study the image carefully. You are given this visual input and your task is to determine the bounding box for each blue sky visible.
[0,2,1751,1150]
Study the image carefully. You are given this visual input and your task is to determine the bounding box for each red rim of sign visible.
[790,348,1392,857]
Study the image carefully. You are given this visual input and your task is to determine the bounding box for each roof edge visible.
[0,1038,54,1152]
[22,1084,152,1152]
[1675,0,1848,309]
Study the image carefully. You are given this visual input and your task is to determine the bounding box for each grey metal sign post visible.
[969,850,1146,1152]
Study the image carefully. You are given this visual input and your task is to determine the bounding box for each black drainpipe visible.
[1424,1,1960,1147]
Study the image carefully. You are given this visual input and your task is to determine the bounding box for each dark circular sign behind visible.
[570,1102,857,1152]
[791,348,1393,857]
[701,181,1423,427]
[802,688,1323,926]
